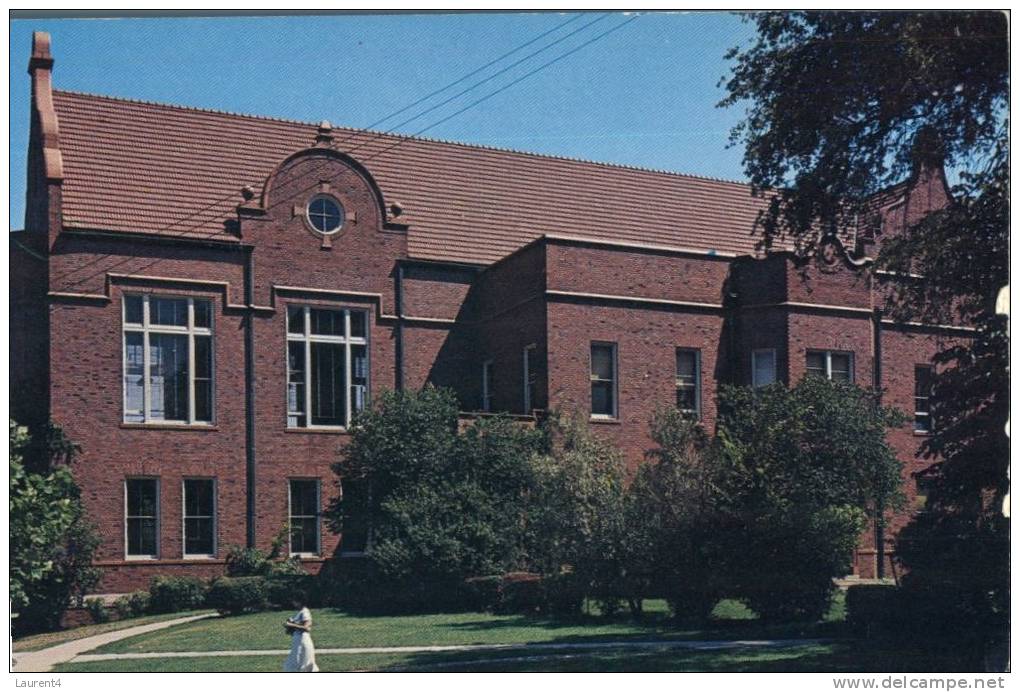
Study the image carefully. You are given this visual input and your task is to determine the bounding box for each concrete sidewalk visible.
[12,613,217,673]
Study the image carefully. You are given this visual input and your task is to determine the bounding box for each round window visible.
[306,195,345,234]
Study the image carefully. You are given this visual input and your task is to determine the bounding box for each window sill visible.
[589,416,621,425]
[124,555,160,561]
[913,430,932,436]
[285,427,348,435]
[290,553,323,560]
[182,554,218,561]
[121,423,219,432]
[98,558,228,567]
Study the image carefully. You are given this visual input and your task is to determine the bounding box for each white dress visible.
[283,607,319,672]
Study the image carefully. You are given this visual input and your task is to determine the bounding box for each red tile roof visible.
[53,89,775,265]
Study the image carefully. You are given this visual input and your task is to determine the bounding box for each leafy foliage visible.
[206,577,269,615]
[721,8,1006,653]
[524,414,630,615]
[224,526,305,577]
[628,409,732,620]
[10,420,100,633]
[148,576,207,614]
[715,379,901,621]
[720,11,1007,251]
[326,387,545,611]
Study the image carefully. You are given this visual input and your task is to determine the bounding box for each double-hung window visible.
[752,349,777,387]
[287,306,368,428]
[675,349,701,416]
[590,342,617,419]
[125,478,159,558]
[289,479,320,556]
[523,345,538,412]
[805,350,853,382]
[183,479,216,558]
[914,365,934,433]
[481,360,493,412]
[123,295,213,424]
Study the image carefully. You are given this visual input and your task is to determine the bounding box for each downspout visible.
[872,306,885,579]
[244,246,257,549]
[394,263,405,391]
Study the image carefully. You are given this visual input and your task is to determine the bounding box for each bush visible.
[113,590,152,619]
[85,597,109,624]
[326,388,546,610]
[148,576,207,613]
[496,573,544,614]
[846,584,899,637]
[265,574,321,609]
[10,421,101,634]
[206,576,269,615]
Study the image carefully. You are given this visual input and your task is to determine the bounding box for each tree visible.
[715,379,903,621]
[628,408,733,620]
[721,9,1007,650]
[326,387,543,611]
[524,414,630,615]
[10,420,100,633]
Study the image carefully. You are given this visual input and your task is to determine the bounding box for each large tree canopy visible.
[722,10,1008,660]
[721,11,1007,247]
[721,9,1008,511]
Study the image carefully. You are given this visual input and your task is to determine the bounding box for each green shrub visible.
[265,574,320,609]
[85,597,109,624]
[113,590,152,619]
[495,573,543,614]
[846,584,899,636]
[206,576,269,615]
[541,572,584,616]
[463,575,502,612]
[225,546,270,577]
[148,576,207,613]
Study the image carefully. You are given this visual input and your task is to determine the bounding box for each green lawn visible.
[90,597,846,655]
[54,641,959,673]
[12,611,214,652]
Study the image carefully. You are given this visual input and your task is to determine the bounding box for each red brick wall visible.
[546,299,727,471]
[545,239,730,305]
[22,133,961,590]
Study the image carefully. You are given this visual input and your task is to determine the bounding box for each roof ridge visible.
[52,88,754,189]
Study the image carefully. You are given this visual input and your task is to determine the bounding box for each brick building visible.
[12,33,970,592]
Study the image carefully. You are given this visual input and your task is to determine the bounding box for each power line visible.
[340,13,611,160]
[53,14,642,291]
[52,15,612,287]
[331,12,585,149]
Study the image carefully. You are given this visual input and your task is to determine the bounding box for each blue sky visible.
[9,12,759,230]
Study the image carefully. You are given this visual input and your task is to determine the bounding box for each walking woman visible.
[283,600,319,672]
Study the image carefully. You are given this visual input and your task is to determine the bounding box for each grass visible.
[90,596,846,655]
[12,611,214,652]
[53,641,962,673]
[53,644,838,673]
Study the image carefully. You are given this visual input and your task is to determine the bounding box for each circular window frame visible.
[305,194,346,236]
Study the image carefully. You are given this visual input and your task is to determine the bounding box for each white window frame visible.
[806,349,855,382]
[675,348,701,417]
[481,359,493,413]
[914,365,934,435]
[522,344,537,413]
[182,478,217,559]
[125,477,160,560]
[288,478,321,558]
[122,294,214,425]
[751,349,777,387]
[286,306,369,430]
[589,342,619,420]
